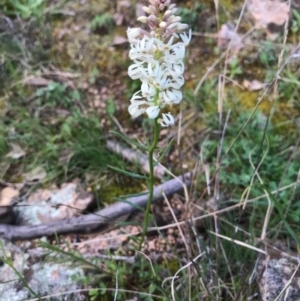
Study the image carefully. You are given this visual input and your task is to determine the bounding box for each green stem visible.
[138,118,160,250]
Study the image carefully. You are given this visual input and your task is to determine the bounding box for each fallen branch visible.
[0,174,190,240]
[106,140,165,179]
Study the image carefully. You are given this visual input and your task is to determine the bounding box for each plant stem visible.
[138,118,160,250]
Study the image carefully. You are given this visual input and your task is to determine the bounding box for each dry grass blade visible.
[208,230,266,255]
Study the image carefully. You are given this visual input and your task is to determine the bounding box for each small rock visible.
[257,243,300,301]
[17,183,94,225]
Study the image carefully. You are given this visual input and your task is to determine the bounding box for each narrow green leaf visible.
[0,241,40,298]
[108,165,147,179]
[265,187,300,246]
[113,197,146,211]
[114,191,148,199]
[115,220,141,227]
[110,131,147,151]
[157,138,174,163]
[39,242,100,270]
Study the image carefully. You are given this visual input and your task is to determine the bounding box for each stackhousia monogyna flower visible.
[127,0,191,127]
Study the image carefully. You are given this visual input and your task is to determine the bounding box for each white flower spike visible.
[127,0,191,126]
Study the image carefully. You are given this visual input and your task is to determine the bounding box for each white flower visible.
[173,62,185,74]
[161,89,182,104]
[128,63,146,80]
[167,74,184,89]
[165,43,185,62]
[163,61,184,76]
[128,91,148,117]
[129,90,148,105]
[169,62,184,77]
[141,81,156,100]
[152,73,168,91]
[158,113,174,127]
[156,36,175,52]
[146,105,160,118]
[129,103,146,117]
[147,61,163,79]
[129,37,155,63]
[127,28,141,44]
[180,29,192,46]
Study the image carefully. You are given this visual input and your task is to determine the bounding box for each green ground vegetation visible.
[0,0,300,300]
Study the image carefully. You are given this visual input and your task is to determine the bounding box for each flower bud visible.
[149,0,160,5]
[159,21,167,28]
[176,23,189,31]
[127,27,141,43]
[137,16,148,23]
[148,14,158,23]
[149,5,157,14]
[163,10,172,20]
[169,16,181,23]
[142,6,152,14]
[166,22,179,30]
[148,21,157,30]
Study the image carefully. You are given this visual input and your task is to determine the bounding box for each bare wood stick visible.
[106,140,165,179]
[0,173,190,241]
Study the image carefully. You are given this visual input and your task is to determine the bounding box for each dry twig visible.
[0,173,190,240]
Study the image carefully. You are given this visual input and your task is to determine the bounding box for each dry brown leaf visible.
[247,0,290,39]
[47,71,80,79]
[24,166,47,182]
[114,0,132,25]
[118,0,131,8]
[6,143,26,159]
[243,79,265,91]
[71,191,94,212]
[217,23,243,60]
[25,76,51,87]
[113,13,124,26]
[0,187,19,224]
[0,187,19,206]
[111,35,128,45]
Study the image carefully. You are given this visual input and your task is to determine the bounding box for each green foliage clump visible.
[89,13,115,34]
[35,82,81,109]
[199,107,300,232]
[176,3,205,29]
[0,0,45,19]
